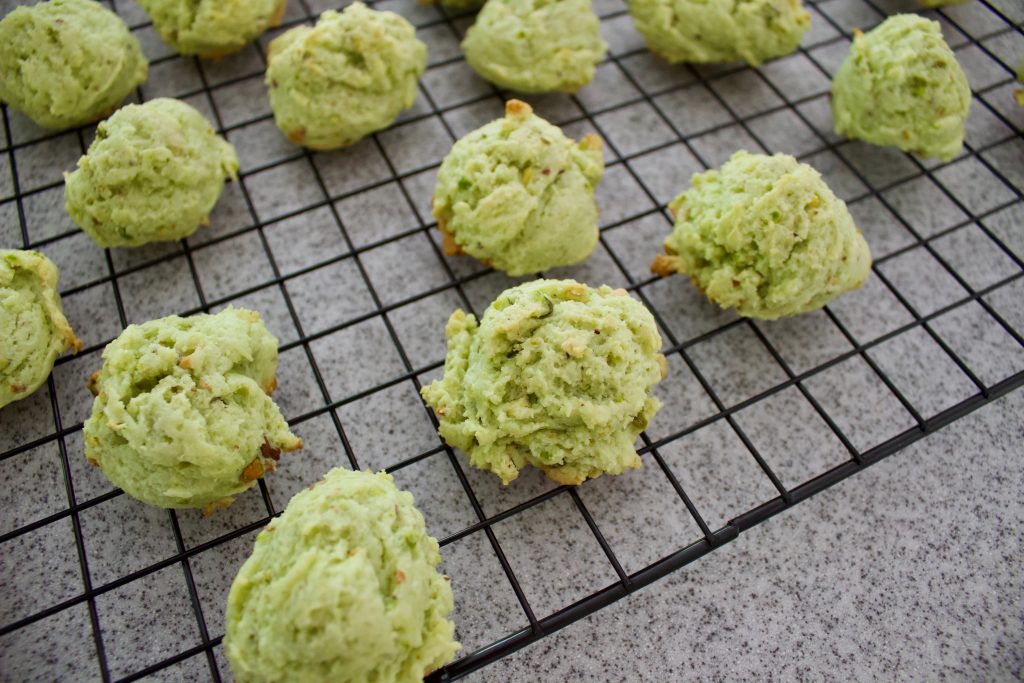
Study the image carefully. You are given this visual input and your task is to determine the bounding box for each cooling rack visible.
[1,0,1022,679]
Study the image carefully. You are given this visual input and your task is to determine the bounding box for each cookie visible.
[462,0,607,93]
[421,279,666,485]
[64,98,239,248]
[83,307,302,510]
[0,250,81,410]
[831,15,970,161]
[137,0,287,58]
[432,100,604,276]
[651,151,872,320]
[224,468,460,683]
[627,0,810,66]
[0,0,147,130]
[265,3,427,150]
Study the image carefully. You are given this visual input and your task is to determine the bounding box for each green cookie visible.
[627,0,810,66]
[0,0,147,130]
[137,0,287,58]
[224,468,460,683]
[432,100,604,276]
[462,0,607,93]
[651,151,872,320]
[422,279,666,485]
[64,98,239,248]
[265,3,427,150]
[0,250,81,410]
[84,307,302,511]
[831,15,971,161]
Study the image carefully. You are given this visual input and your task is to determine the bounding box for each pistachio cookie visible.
[422,279,666,485]
[265,3,427,149]
[0,0,147,129]
[64,98,239,248]
[651,151,872,320]
[462,0,607,93]
[83,307,301,511]
[0,250,81,409]
[225,468,460,683]
[627,0,810,66]
[137,0,287,58]
[831,15,970,161]
[432,100,604,276]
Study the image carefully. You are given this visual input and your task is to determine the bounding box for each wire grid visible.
[0,0,1022,679]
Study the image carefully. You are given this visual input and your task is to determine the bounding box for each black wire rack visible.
[1,0,1022,679]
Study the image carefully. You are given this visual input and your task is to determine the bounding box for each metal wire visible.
[0,0,1021,680]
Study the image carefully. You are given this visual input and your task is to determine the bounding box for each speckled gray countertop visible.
[465,389,1024,682]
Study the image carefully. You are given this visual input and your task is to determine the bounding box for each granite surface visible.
[465,389,1024,682]
[0,0,1022,680]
